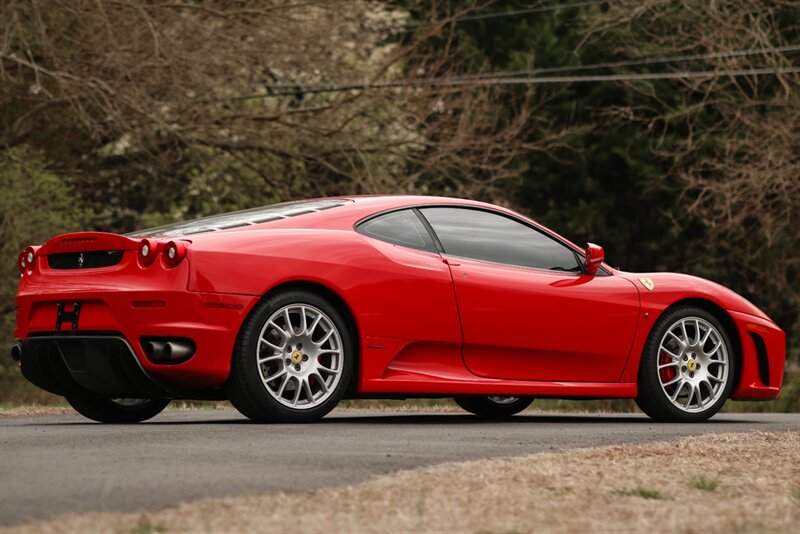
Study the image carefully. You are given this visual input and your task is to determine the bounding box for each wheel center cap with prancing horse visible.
[687,359,697,372]
[291,351,303,364]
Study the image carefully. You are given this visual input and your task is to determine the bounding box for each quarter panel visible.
[187,229,464,386]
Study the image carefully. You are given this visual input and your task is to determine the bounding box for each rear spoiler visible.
[40,232,141,255]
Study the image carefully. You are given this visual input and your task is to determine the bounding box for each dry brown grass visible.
[0,401,464,418]
[0,402,227,417]
[4,431,798,534]
[0,405,73,417]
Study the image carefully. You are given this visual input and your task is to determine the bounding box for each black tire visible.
[454,396,534,417]
[226,289,354,423]
[65,395,170,423]
[635,305,736,422]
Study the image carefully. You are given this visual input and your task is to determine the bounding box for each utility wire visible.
[224,66,799,102]
[251,45,800,95]
[452,44,800,78]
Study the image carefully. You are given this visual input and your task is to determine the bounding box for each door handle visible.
[442,258,461,266]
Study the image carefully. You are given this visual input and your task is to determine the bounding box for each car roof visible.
[279,195,506,231]
[132,195,519,238]
[344,194,495,211]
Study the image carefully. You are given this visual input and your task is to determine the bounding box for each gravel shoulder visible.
[4,431,798,533]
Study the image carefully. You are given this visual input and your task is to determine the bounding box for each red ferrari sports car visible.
[12,196,785,423]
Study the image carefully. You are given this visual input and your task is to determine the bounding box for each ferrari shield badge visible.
[639,277,655,291]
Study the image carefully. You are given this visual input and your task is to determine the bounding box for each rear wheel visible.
[227,289,354,423]
[636,306,735,422]
[65,395,169,423]
[454,395,534,417]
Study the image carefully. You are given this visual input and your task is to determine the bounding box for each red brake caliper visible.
[659,351,676,383]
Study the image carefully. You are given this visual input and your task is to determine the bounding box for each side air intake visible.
[748,332,770,386]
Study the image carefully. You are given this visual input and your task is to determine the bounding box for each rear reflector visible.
[203,302,245,310]
[132,300,166,309]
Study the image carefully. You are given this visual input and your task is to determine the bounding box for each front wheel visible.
[227,289,354,423]
[454,396,534,417]
[65,396,170,423]
[636,306,736,422]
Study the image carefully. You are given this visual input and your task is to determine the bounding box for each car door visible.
[419,206,640,382]
[354,208,464,372]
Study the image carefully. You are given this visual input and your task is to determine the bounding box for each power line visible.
[458,44,800,78]
[460,66,800,85]
[251,45,800,95]
[225,66,799,102]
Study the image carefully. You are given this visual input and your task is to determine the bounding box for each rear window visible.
[129,199,351,237]
[357,209,436,252]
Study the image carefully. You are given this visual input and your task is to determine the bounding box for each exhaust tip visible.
[10,343,22,363]
[140,338,195,364]
[144,340,166,358]
[164,341,193,362]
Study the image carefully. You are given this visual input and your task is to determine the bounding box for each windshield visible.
[128,199,351,237]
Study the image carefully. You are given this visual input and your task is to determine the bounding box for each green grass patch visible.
[613,487,664,500]
[689,476,720,491]
[545,486,574,494]
[129,516,164,534]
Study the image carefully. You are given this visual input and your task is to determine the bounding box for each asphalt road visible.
[1,410,798,526]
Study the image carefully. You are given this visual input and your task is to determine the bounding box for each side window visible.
[357,209,436,252]
[420,207,581,272]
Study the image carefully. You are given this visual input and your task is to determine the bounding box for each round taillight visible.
[18,251,26,274]
[138,238,159,266]
[21,246,37,274]
[163,241,187,268]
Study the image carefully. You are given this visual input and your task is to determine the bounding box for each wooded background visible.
[1,0,797,403]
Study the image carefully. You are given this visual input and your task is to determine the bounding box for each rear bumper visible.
[19,334,228,399]
[729,310,786,400]
[15,289,257,389]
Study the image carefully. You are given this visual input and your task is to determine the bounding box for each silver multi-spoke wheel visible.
[228,289,353,423]
[656,316,729,413]
[111,398,150,407]
[454,395,534,417]
[65,395,169,423]
[487,396,520,405]
[256,304,344,410]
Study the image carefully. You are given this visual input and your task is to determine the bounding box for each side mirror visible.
[584,243,604,275]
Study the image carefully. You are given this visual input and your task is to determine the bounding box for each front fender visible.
[616,272,784,399]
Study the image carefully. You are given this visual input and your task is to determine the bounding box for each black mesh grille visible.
[48,250,124,269]
[748,332,770,386]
